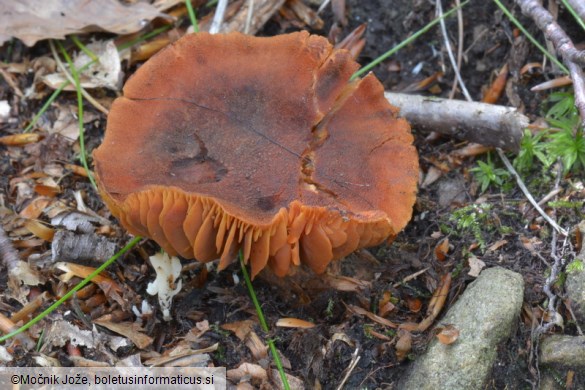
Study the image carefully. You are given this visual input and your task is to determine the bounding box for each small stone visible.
[400,267,524,390]
[566,266,585,323]
[540,335,585,368]
[437,177,467,207]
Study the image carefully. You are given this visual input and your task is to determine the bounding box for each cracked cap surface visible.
[93,31,419,278]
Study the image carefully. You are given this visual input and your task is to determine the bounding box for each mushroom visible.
[93,31,418,278]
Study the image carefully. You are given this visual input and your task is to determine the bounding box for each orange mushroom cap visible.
[93,31,418,278]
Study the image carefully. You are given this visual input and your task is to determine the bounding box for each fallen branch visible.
[516,0,585,129]
[385,92,527,151]
[496,149,567,236]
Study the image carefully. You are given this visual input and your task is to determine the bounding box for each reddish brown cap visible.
[93,31,418,278]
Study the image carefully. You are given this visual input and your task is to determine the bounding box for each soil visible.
[1,0,584,389]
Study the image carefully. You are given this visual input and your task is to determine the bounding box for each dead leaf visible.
[285,0,324,29]
[406,297,423,313]
[378,301,396,317]
[324,274,371,291]
[142,344,216,366]
[519,235,542,255]
[435,324,460,345]
[34,183,61,197]
[0,0,170,46]
[270,368,305,390]
[421,166,444,188]
[366,328,391,341]
[93,319,153,349]
[19,197,52,219]
[42,320,96,350]
[430,231,443,239]
[11,291,49,323]
[45,105,99,140]
[55,262,124,307]
[222,320,255,341]
[51,211,100,233]
[24,220,54,241]
[184,320,210,342]
[452,143,492,158]
[530,75,572,91]
[378,291,395,317]
[227,362,268,382]
[43,40,122,91]
[543,310,564,329]
[335,23,366,59]
[434,237,449,261]
[488,239,508,252]
[412,273,451,332]
[395,329,412,362]
[0,346,13,363]
[8,260,44,289]
[482,64,508,104]
[246,331,268,361]
[276,317,315,329]
[324,333,355,354]
[467,255,486,277]
[0,133,42,146]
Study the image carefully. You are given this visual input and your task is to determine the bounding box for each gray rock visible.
[437,177,467,207]
[540,335,585,368]
[566,267,585,323]
[400,267,524,390]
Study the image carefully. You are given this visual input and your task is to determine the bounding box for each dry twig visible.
[497,149,567,236]
[336,348,360,390]
[436,0,472,101]
[385,92,526,151]
[516,0,585,129]
[209,0,229,34]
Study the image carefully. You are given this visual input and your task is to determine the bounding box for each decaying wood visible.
[199,0,286,35]
[51,230,116,265]
[385,92,527,152]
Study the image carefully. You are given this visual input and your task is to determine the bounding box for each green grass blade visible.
[493,0,569,74]
[351,0,470,80]
[560,0,585,32]
[0,236,142,343]
[116,25,174,51]
[54,40,97,189]
[186,0,200,33]
[27,26,173,133]
[23,59,96,133]
[70,35,98,61]
[239,252,290,390]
